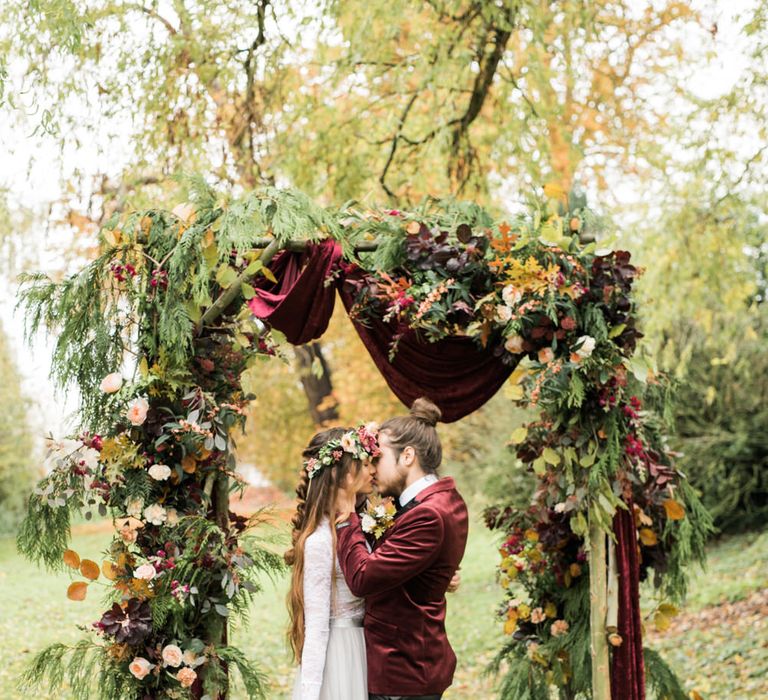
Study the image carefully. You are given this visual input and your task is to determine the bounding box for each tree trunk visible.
[589,514,611,700]
[294,341,339,426]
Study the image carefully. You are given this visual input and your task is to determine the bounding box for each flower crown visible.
[305,423,381,480]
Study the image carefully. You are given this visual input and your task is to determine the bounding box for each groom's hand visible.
[447,568,461,593]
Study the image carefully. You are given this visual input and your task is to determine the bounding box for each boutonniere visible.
[360,495,397,540]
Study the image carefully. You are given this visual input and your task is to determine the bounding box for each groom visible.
[335,398,469,700]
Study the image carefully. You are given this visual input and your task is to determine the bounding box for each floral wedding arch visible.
[17,182,710,700]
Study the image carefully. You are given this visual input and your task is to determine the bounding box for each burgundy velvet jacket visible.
[336,477,469,696]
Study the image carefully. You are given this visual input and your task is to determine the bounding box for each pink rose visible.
[551,619,570,636]
[176,666,197,687]
[99,372,123,393]
[128,657,154,679]
[126,397,149,426]
[134,563,157,580]
[504,335,525,354]
[162,644,183,667]
[531,607,546,624]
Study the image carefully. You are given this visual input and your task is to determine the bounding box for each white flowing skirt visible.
[292,619,367,700]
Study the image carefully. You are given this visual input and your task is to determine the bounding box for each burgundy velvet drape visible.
[248,240,646,697]
[248,240,512,422]
[611,505,646,700]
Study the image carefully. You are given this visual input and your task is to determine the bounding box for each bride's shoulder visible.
[305,518,333,550]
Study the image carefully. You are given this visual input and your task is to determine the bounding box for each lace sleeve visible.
[299,523,333,700]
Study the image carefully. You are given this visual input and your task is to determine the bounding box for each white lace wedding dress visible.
[292,517,367,700]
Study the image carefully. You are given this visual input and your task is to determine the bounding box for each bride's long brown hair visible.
[285,427,363,660]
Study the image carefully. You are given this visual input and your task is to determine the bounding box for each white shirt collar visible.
[399,473,439,508]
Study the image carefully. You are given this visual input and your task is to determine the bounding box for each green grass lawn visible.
[1,516,766,699]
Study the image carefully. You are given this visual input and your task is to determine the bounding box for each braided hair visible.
[285,427,364,660]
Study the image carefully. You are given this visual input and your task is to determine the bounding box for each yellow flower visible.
[518,604,531,620]
[569,563,582,578]
[544,602,557,618]
[504,618,518,635]
[524,528,539,542]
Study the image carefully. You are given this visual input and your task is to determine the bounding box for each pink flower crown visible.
[304,423,381,480]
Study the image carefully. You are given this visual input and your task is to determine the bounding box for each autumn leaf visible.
[67,581,88,601]
[80,559,100,581]
[102,561,118,581]
[509,427,528,444]
[63,549,81,569]
[182,454,198,474]
[639,528,658,546]
[543,181,567,199]
[662,499,686,520]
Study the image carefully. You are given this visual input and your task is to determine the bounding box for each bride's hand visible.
[447,569,461,593]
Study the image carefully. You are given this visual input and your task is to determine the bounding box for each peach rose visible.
[99,372,123,394]
[162,644,183,667]
[126,397,149,426]
[128,657,154,679]
[504,335,525,354]
[176,666,197,687]
[551,619,570,636]
[537,347,554,364]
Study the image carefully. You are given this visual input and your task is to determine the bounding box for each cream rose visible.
[176,666,197,687]
[360,514,376,533]
[162,644,183,667]
[165,508,180,526]
[340,432,356,453]
[78,447,101,470]
[576,335,596,358]
[502,284,522,306]
[143,503,167,526]
[126,397,149,426]
[126,497,144,519]
[148,463,172,481]
[128,657,154,680]
[495,305,513,323]
[99,372,123,394]
[134,563,157,580]
[504,335,525,354]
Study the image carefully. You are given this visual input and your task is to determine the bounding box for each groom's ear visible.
[401,445,416,467]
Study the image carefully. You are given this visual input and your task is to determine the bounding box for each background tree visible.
[3,1,767,530]
[0,321,37,532]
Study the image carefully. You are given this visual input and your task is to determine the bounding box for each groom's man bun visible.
[409,397,442,426]
[381,396,442,473]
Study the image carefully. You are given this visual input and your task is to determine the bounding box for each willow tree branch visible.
[197,238,282,333]
[196,238,380,332]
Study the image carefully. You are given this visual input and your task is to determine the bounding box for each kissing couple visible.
[285,397,469,700]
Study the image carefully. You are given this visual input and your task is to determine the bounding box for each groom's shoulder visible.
[421,476,464,500]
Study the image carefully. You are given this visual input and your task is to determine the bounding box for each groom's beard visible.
[376,472,407,500]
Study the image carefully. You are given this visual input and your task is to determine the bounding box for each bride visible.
[285,425,380,700]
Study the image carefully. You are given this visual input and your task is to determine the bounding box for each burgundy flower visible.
[99,598,152,645]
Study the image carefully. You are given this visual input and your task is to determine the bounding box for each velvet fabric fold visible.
[611,504,646,700]
[246,240,343,345]
[247,239,512,422]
